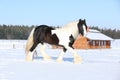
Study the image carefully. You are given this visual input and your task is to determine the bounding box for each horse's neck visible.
[62,21,78,29]
[55,21,79,39]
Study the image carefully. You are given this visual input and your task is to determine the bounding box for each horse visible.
[25,19,89,64]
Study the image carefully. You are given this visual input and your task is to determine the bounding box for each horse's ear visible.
[79,19,81,22]
[84,19,86,22]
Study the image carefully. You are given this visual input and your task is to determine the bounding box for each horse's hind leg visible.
[40,43,51,61]
[26,42,38,61]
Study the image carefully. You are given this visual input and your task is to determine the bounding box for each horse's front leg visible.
[56,47,66,62]
[26,51,34,61]
[40,44,51,61]
[56,51,65,62]
[73,52,83,64]
[67,47,83,64]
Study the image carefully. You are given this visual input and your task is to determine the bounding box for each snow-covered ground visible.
[0,40,120,80]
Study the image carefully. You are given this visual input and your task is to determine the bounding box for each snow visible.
[111,39,120,48]
[0,40,120,80]
[0,40,26,49]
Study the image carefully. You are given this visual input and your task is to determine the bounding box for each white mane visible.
[62,20,78,29]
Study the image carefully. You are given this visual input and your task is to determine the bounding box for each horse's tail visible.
[25,28,35,54]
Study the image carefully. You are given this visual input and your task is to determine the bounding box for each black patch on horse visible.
[63,47,67,52]
[30,25,60,52]
[34,25,59,44]
[50,33,59,44]
[77,19,83,36]
[77,19,87,36]
[69,34,74,49]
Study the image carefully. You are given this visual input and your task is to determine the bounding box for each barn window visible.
[89,40,92,45]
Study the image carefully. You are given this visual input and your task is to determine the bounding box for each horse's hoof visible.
[26,52,33,62]
[74,60,82,64]
[26,57,33,61]
[43,56,52,61]
[74,56,83,64]
[56,58,63,63]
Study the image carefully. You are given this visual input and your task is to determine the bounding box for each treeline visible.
[90,26,120,39]
[0,25,33,39]
[0,25,120,39]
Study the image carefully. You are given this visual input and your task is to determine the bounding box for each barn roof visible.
[86,29,113,40]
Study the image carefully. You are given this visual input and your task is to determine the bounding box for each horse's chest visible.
[52,30,73,45]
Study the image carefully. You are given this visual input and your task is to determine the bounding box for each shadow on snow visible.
[34,56,73,62]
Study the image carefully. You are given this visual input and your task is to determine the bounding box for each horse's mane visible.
[55,20,78,30]
[63,20,78,28]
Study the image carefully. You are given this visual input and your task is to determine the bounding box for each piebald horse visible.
[25,19,89,64]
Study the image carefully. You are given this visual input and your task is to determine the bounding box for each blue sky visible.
[0,0,120,29]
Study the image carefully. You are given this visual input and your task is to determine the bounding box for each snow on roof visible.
[89,29,100,33]
[86,29,113,40]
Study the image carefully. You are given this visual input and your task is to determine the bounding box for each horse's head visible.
[78,19,89,37]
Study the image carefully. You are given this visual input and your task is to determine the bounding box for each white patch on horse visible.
[83,25,87,37]
[52,29,70,46]
[51,21,79,46]
[61,21,79,39]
